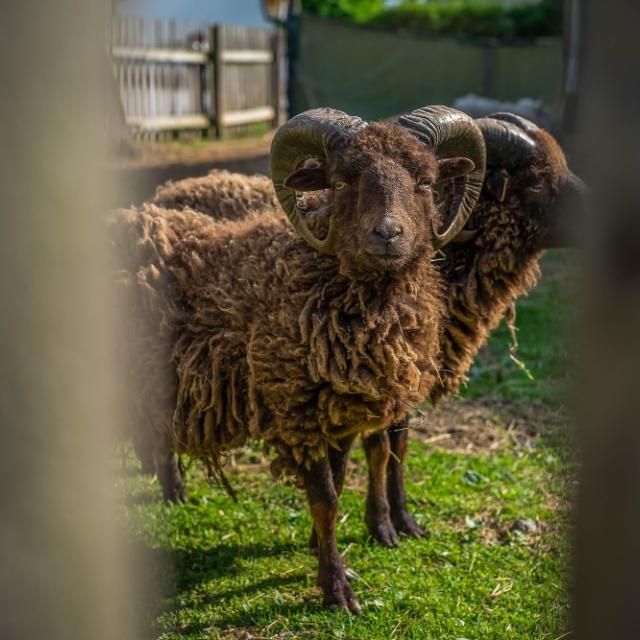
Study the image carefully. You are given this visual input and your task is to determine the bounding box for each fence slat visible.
[221,50,273,64]
[222,106,275,127]
[126,114,210,131]
[272,27,286,127]
[211,23,225,138]
[113,47,208,64]
[112,16,283,139]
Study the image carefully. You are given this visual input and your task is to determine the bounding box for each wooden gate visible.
[111,16,285,138]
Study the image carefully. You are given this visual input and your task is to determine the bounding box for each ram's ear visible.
[436,157,475,183]
[283,167,329,192]
[486,169,510,202]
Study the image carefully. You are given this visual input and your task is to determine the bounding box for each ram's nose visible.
[373,218,403,241]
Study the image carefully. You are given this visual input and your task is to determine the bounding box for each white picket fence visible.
[111,16,285,138]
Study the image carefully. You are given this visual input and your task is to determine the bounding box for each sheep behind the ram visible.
[111,106,486,612]
[362,112,587,546]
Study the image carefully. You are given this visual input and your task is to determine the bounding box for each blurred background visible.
[107,0,574,203]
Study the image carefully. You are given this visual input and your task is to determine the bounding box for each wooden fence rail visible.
[111,16,285,139]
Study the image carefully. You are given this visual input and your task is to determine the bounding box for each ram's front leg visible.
[303,453,361,613]
[156,452,186,503]
[388,417,423,537]
[363,429,398,547]
[309,436,355,554]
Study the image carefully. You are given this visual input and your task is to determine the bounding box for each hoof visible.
[164,490,186,504]
[322,580,361,614]
[366,512,399,547]
[391,509,424,538]
[369,522,398,547]
[158,456,186,503]
[162,483,186,503]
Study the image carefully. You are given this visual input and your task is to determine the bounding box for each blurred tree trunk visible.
[0,1,149,638]
[574,1,640,638]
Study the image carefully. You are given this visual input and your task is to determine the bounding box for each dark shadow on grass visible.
[127,487,402,635]
[170,540,300,590]
[127,534,307,636]
[155,541,316,636]
[201,571,304,603]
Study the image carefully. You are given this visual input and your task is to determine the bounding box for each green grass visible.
[150,122,271,149]
[462,250,577,407]
[120,251,576,639]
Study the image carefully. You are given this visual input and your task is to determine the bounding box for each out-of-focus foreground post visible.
[575,1,640,637]
[0,2,144,638]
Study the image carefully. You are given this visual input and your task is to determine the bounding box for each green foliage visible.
[462,250,576,406]
[302,0,384,23]
[304,0,563,42]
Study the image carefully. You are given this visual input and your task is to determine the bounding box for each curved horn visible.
[476,117,537,171]
[489,111,541,136]
[270,108,367,253]
[396,106,486,248]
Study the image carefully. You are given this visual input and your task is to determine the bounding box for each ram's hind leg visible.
[157,452,186,503]
[388,418,423,538]
[363,429,398,547]
[309,436,355,554]
[303,452,361,614]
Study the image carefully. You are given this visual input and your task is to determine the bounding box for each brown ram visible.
[111,106,486,612]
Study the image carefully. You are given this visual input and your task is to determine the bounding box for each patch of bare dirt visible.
[448,507,551,548]
[223,396,569,479]
[111,132,273,170]
[408,396,569,454]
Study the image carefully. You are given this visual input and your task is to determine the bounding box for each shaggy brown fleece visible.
[430,125,576,402]
[152,170,280,221]
[432,194,542,402]
[150,171,541,406]
[111,204,444,477]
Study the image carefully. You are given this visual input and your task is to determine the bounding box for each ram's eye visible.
[417,179,433,191]
[528,184,544,193]
[334,181,347,191]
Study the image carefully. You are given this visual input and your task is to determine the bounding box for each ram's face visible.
[483,129,587,249]
[283,122,478,274]
[519,133,587,248]
[328,146,440,274]
[322,125,439,274]
[515,134,568,212]
[283,125,439,274]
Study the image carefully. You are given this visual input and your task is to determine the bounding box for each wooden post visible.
[573,1,640,638]
[562,0,582,133]
[285,9,300,116]
[481,44,497,98]
[271,25,287,128]
[210,23,224,138]
[199,52,208,138]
